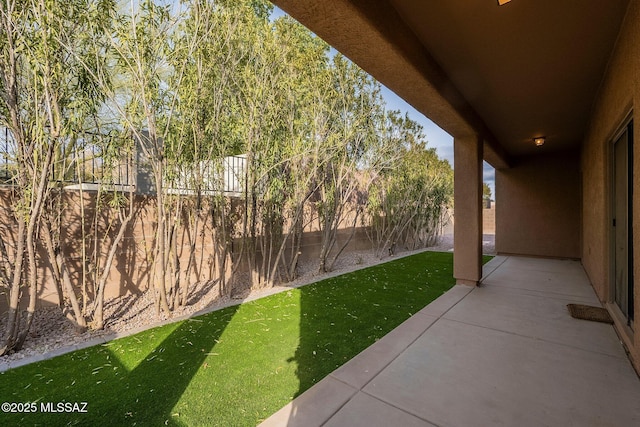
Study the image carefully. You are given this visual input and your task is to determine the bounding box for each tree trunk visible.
[14,142,55,350]
[93,199,134,330]
[153,163,171,315]
[41,220,86,330]
[0,220,26,356]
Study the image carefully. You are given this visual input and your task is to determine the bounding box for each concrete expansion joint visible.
[358,389,441,427]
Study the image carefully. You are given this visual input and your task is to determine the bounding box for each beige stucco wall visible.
[483,206,495,235]
[581,0,640,372]
[453,135,483,285]
[495,150,582,259]
[0,189,378,313]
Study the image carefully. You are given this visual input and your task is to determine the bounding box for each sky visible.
[379,85,496,198]
[270,6,496,198]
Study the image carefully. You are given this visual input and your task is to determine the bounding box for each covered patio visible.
[261,256,640,426]
[271,0,640,380]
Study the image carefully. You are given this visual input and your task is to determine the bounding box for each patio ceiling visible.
[272,0,630,166]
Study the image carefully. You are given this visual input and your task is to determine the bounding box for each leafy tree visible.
[166,0,262,297]
[0,0,456,350]
[107,0,180,316]
[367,113,453,257]
[315,54,389,272]
[0,0,117,352]
[266,15,331,281]
[483,182,492,200]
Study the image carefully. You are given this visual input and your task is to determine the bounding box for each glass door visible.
[612,120,634,324]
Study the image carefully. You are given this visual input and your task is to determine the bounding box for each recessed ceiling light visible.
[498,0,512,5]
[534,137,545,147]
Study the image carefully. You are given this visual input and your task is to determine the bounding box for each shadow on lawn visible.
[95,305,240,426]
[2,304,239,427]
[284,251,458,426]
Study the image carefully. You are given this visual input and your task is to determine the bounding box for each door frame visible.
[609,115,634,328]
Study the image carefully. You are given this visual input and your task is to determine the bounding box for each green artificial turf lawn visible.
[0,251,491,426]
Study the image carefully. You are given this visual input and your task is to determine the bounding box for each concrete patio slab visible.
[482,258,598,300]
[417,284,474,318]
[324,392,435,427]
[331,313,438,389]
[480,255,507,279]
[443,285,624,358]
[498,256,586,274]
[260,256,640,427]
[365,318,640,426]
[479,281,600,304]
[259,376,357,427]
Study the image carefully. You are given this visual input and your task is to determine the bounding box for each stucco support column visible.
[454,135,483,286]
